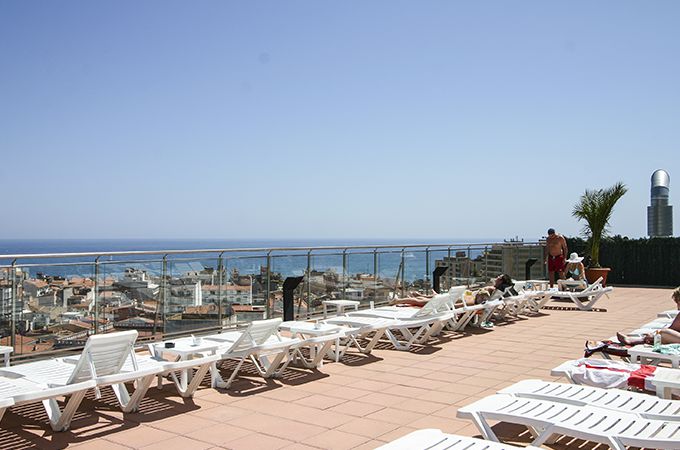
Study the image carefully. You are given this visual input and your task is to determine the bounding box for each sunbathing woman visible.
[388,289,437,307]
[389,274,515,307]
[616,287,680,345]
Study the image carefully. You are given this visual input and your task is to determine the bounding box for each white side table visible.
[0,346,13,367]
[628,344,680,369]
[153,337,221,388]
[322,300,360,318]
[651,366,680,399]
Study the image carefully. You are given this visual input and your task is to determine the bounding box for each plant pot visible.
[585,267,611,286]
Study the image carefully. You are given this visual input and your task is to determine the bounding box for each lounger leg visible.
[43,390,88,432]
[175,363,212,397]
[607,437,626,450]
[362,329,385,352]
[531,425,559,447]
[214,358,246,389]
[469,412,500,442]
[112,374,155,413]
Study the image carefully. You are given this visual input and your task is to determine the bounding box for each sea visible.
[0,238,502,282]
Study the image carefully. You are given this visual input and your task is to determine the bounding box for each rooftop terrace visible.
[0,286,671,450]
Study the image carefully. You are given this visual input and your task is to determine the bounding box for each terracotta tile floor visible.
[0,287,673,449]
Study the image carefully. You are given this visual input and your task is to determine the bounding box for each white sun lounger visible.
[0,375,94,431]
[324,315,436,351]
[547,277,613,311]
[552,358,680,399]
[659,309,679,319]
[202,318,301,389]
[0,330,161,414]
[322,317,390,354]
[375,429,541,450]
[499,378,680,421]
[457,393,680,449]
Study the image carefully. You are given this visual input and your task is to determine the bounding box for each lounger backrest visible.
[447,286,467,302]
[582,277,603,293]
[415,293,450,317]
[67,330,139,384]
[228,318,282,353]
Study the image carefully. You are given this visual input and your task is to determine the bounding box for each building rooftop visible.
[0,286,672,449]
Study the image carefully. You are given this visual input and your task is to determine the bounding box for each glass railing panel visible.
[5,261,96,358]
[98,258,164,337]
[345,250,376,309]
[269,252,308,320]
[402,248,429,295]
[306,251,343,318]
[375,249,403,304]
[165,256,222,334]
[222,255,268,326]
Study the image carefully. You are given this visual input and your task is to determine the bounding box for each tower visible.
[647,169,673,237]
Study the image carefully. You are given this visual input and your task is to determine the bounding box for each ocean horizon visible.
[0,238,512,280]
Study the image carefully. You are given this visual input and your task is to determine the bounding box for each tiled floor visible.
[0,287,674,449]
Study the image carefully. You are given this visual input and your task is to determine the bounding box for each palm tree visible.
[572,182,628,267]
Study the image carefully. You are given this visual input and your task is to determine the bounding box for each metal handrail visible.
[0,241,541,263]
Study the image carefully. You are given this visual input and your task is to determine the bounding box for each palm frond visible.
[572,182,627,266]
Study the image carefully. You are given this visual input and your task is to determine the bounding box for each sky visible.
[1,1,679,241]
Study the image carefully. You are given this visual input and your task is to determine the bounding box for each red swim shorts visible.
[548,255,565,272]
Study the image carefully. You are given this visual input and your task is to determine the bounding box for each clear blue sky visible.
[1,1,679,241]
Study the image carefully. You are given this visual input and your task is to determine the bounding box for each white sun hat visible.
[566,252,583,263]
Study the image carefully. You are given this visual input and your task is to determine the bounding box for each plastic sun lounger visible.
[322,316,390,354]
[0,374,94,431]
[552,358,680,400]
[499,379,680,421]
[547,277,613,311]
[457,393,680,450]
[659,309,679,319]
[323,315,436,351]
[375,429,542,450]
[201,318,301,389]
[1,330,161,415]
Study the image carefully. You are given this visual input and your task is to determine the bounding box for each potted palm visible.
[572,182,628,286]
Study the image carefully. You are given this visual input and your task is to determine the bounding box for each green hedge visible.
[565,236,680,287]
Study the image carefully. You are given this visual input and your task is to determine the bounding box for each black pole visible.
[432,266,449,293]
[525,258,538,281]
[282,276,304,322]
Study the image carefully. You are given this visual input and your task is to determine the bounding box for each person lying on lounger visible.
[389,274,515,307]
[616,287,680,345]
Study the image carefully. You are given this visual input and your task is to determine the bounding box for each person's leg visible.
[616,331,646,346]
[390,298,428,307]
[659,329,680,344]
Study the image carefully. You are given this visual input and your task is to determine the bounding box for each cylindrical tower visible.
[647,169,673,237]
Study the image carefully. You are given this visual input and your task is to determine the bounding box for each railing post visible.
[466,245,471,286]
[306,250,312,319]
[218,252,224,327]
[484,245,489,281]
[425,247,430,293]
[447,247,452,289]
[265,251,272,319]
[400,248,406,297]
[373,248,378,304]
[342,249,347,299]
[154,255,168,336]
[94,256,100,334]
[10,260,16,349]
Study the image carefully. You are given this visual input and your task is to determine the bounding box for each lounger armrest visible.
[95,366,163,386]
[161,354,221,371]
[12,380,96,404]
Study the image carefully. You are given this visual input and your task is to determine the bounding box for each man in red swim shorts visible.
[545,228,568,287]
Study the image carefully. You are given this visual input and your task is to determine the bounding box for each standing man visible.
[545,228,568,287]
